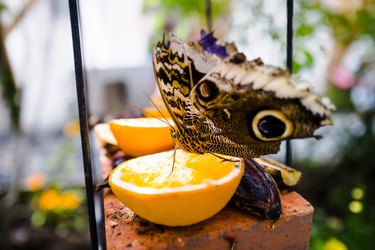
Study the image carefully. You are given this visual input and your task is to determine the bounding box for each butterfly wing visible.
[152,36,194,132]
[152,31,238,147]
[185,52,334,158]
[153,32,334,158]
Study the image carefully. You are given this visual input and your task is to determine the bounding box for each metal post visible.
[286,0,294,166]
[68,0,101,249]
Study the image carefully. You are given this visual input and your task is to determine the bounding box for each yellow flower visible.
[60,191,81,211]
[324,237,348,250]
[38,189,82,212]
[351,187,364,200]
[348,200,363,213]
[25,173,45,191]
[38,189,60,212]
[64,120,80,137]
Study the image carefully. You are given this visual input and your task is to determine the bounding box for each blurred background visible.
[0,0,374,249]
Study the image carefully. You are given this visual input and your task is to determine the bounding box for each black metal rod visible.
[286,0,293,166]
[68,0,99,249]
[205,0,212,32]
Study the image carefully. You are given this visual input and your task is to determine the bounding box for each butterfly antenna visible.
[142,91,175,130]
[123,102,172,128]
[212,24,226,35]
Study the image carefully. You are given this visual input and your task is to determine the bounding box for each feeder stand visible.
[68,0,294,249]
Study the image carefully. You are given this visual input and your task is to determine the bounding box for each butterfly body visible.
[153,31,334,158]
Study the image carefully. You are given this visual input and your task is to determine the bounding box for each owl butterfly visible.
[152,30,334,158]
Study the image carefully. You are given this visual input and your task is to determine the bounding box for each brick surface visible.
[104,192,313,250]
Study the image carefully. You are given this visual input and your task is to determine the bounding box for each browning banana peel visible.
[231,158,282,221]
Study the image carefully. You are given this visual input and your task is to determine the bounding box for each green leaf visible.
[72,217,86,233]
[0,3,8,13]
[31,211,46,228]
[296,23,314,37]
[304,50,314,68]
[292,59,302,73]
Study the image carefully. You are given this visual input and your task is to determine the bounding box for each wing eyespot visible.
[250,110,294,141]
[197,80,219,102]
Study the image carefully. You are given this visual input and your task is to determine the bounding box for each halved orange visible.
[109,149,244,226]
[143,91,170,118]
[143,106,171,119]
[109,118,175,157]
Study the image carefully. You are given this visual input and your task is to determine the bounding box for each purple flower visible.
[199,30,228,59]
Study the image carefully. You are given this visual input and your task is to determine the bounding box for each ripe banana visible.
[231,158,282,221]
[254,157,302,187]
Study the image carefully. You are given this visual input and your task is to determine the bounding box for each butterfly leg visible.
[168,145,178,177]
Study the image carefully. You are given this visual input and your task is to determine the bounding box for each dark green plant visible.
[0,21,21,132]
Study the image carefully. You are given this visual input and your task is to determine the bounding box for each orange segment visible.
[109,118,175,157]
[109,150,244,226]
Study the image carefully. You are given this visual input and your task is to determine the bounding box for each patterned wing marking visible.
[153,37,194,131]
[183,52,334,157]
[152,31,334,158]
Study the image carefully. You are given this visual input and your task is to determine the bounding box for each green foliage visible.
[310,203,375,250]
[143,0,230,48]
[0,3,7,13]
[325,4,375,44]
[0,26,21,132]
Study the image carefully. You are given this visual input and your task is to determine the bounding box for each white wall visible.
[2,0,151,134]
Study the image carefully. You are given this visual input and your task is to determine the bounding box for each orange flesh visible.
[119,151,235,188]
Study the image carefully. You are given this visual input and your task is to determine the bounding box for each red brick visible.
[104,191,313,250]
